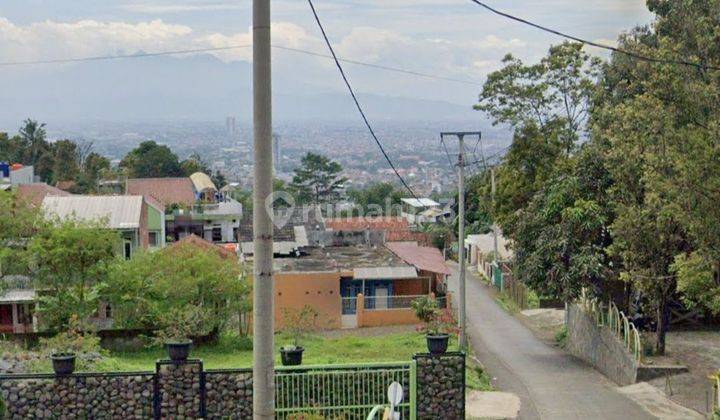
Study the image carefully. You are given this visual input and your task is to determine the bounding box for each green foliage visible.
[555,326,568,348]
[411,295,437,324]
[29,218,119,330]
[347,182,403,216]
[280,305,322,348]
[120,140,183,178]
[673,252,720,314]
[104,243,248,341]
[0,190,45,278]
[290,152,346,204]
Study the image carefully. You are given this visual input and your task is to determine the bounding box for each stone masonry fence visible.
[0,353,465,419]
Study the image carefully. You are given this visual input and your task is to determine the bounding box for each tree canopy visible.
[290,152,346,205]
[120,140,183,178]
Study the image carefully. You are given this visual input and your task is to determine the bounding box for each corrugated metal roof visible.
[386,242,451,275]
[401,198,440,207]
[190,172,217,192]
[42,195,143,229]
[240,241,299,255]
[353,266,418,280]
[0,289,36,303]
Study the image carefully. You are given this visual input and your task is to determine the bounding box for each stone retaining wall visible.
[0,374,154,418]
[414,352,465,420]
[1,353,466,419]
[566,304,638,385]
[205,370,253,418]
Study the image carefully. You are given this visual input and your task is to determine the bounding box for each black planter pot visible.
[166,340,193,361]
[280,346,304,366]
[51,353,76,375]
[426,334,450,355]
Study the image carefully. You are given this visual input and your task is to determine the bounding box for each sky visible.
[0,0,655,123]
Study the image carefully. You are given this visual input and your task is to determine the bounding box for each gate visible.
[275,361,417,420]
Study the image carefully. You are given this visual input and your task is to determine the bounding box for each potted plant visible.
[51,352,76,375]
[412,296,457,355]
[155,308,200,362]
[280,306,321,366]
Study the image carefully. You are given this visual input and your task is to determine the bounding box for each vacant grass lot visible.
[90,331,492,391]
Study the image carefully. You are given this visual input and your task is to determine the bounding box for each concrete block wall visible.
[566,304,638,385]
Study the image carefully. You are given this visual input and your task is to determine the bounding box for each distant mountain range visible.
[0,53,482,126]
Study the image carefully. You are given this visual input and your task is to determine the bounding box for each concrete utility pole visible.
[252,0,274,418]
[491,166,498,266]
[441,131,481,351]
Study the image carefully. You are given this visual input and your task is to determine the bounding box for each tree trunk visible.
[655,294,669,355]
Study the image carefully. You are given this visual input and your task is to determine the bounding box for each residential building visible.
[324,216,429,243]
[400,198,448,224]
[42,195,166,258]
[273,244,448,330]
[465,231,513,265]
[13,183,71,207]
[0,276,36,334]
[126,173,243,244]
[0,163,36,189]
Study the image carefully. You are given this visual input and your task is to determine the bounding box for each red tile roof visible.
[15,183,71,206]
[386,242,450,275]
[126,178,195,207]
[325,217,410,232]
[164,234,236,260]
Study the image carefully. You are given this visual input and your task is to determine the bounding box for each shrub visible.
[281,306,322,348]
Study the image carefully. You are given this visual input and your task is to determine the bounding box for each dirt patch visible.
[646,329,719,415]
[518,308,566,344]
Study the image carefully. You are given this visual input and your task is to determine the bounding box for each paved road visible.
[447,262,655,420]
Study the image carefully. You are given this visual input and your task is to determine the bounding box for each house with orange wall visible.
[270,244,450,330]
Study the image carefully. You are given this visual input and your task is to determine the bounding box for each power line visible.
[307,0,419,200]
[0,45,252,66]
[0,43,482,86]
[468,0,720,72]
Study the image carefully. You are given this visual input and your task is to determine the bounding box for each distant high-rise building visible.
[225,116,236,137]
[273,133,281,166]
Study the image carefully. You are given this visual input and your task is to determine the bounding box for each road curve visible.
[447,262,655,420]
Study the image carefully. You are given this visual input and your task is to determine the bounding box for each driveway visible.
[447,262,655,419]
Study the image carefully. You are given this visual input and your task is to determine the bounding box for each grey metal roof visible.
[401,198,440,208]
[42,195,144,229]
[240,241,299,255]
[353,266,418,280]
[0,289,36,303]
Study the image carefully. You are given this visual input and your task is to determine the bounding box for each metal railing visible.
[363,294,425,310]
[343,296,358,315]
[579,289,643,363]
[275,361,417,420]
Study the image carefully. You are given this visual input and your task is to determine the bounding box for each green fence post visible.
[410,360,417,420]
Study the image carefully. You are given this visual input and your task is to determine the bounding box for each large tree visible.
[592,0,720,353]
[290,152,346,205]
[0,191,45,279]
[120,140,183,178]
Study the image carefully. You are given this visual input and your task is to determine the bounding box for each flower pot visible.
[426,334,449,355]
[280,346,304,366]
[51,353,76,375]
[166,340,193,361]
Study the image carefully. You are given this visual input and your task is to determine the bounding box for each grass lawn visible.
[89,331,492,391]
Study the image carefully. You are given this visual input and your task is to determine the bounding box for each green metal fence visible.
[275,361,417,420]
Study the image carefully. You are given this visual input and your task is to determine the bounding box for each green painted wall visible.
[147,204,163,231]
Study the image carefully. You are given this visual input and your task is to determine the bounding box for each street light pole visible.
[441,131,481,351]
[252,0,274,418]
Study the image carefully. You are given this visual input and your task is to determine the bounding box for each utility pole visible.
[491,167,498,266]
[441,131,481,351]
[252,0,274,418]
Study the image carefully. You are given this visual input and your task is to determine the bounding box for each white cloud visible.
[121,3,243,14]
[0,18,194,62]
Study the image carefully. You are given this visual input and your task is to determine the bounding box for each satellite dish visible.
[387,381,403,406]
